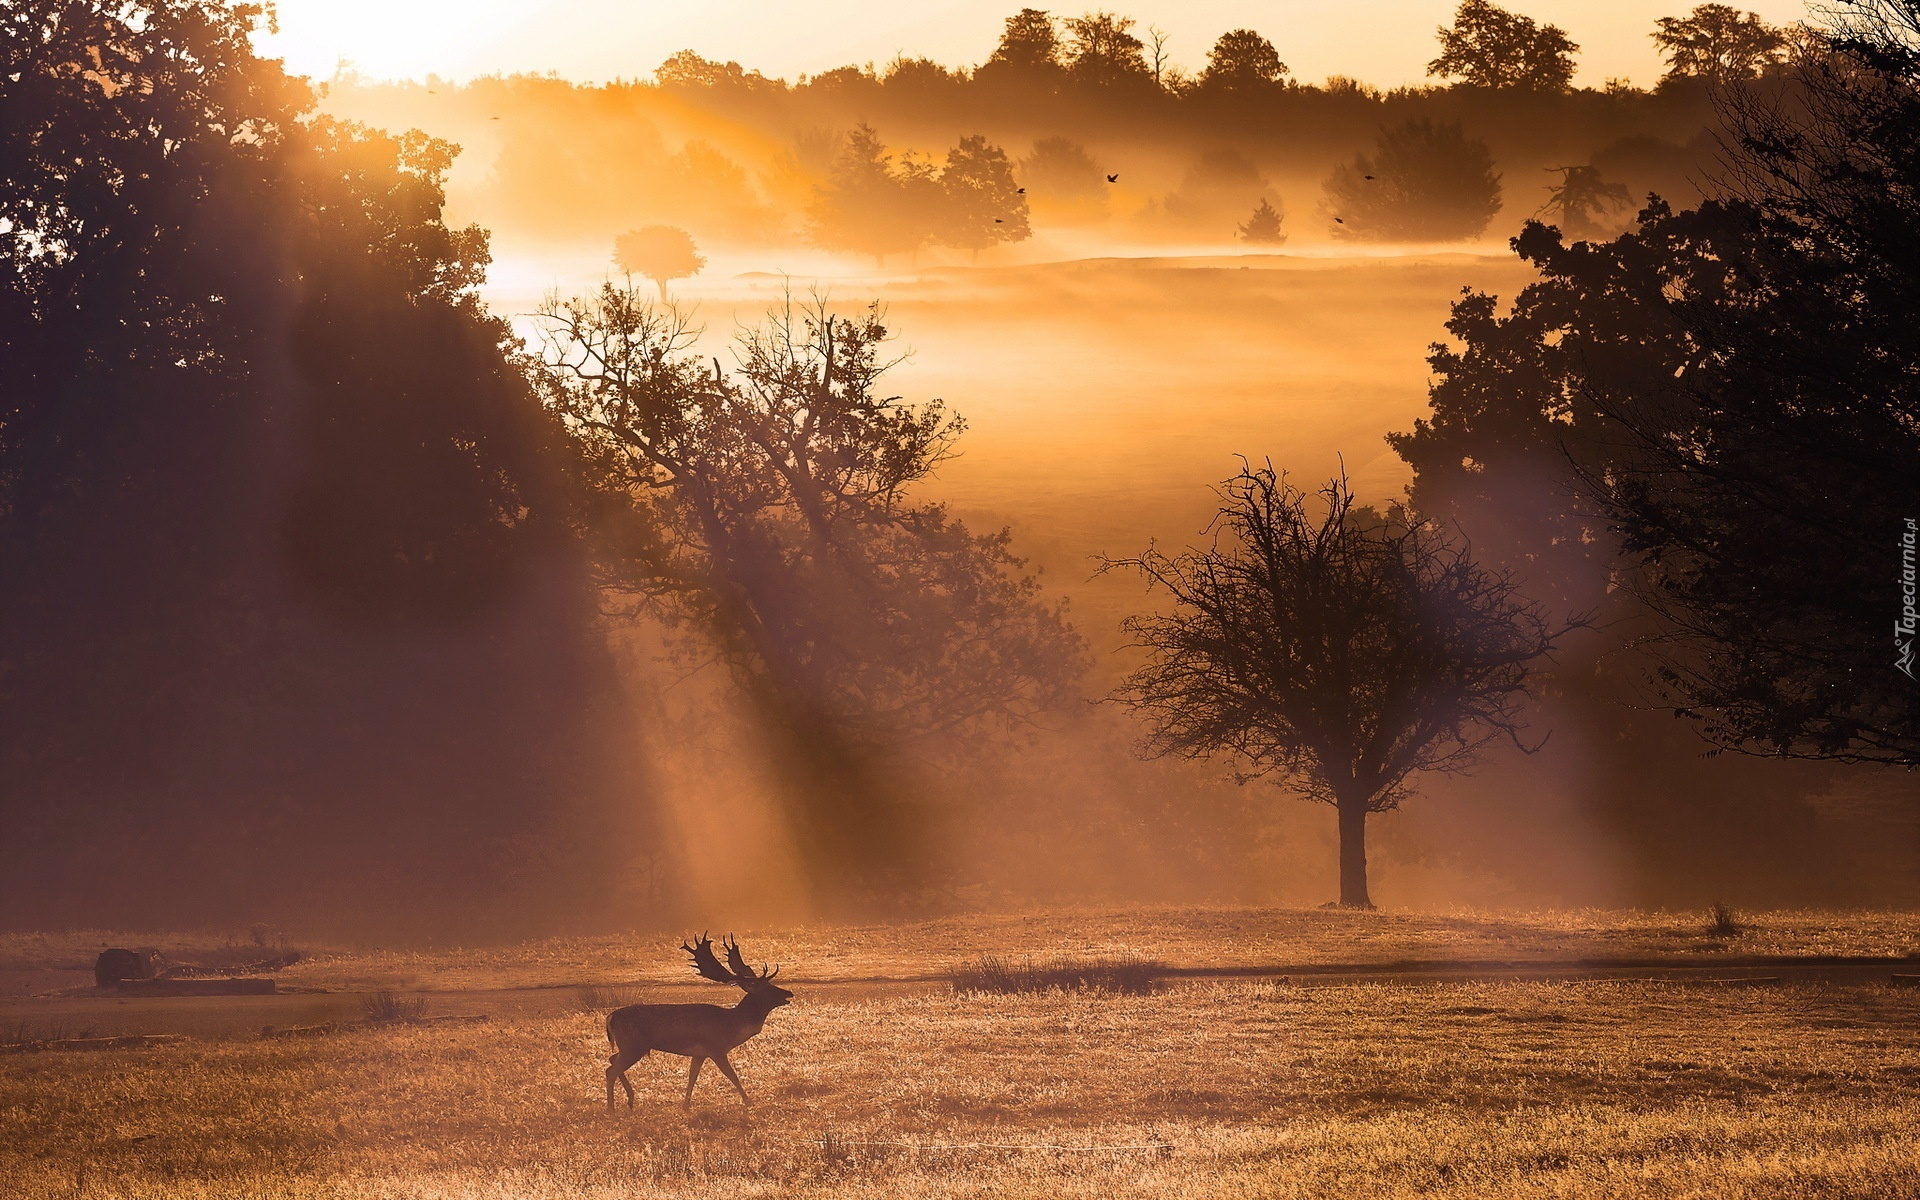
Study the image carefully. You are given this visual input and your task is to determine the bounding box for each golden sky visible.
[260,0,1814,90]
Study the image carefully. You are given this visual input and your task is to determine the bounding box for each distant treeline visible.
[325,3,1794,253]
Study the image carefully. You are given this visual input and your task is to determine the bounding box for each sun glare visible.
[260,0,542,82]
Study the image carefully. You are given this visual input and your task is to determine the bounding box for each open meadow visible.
[7,907,1920,1199]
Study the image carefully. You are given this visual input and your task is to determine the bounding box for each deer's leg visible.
[607,1048,644,1110]
[711,1051,750,1106]
[683,1056,705,1109]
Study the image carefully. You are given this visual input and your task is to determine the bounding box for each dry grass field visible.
[7,908,1920,1198]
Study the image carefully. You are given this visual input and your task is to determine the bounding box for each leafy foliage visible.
[1197,29,1289,94]
[809,126,1031,261]
[977,6,1066,85]
[0,0,622,933]
[1238,198,1287,245]
[1428,0,1580,91]
[1653,5,1788,85]
[808,124,942,262]
[1392,1,1920,766]
[940,135,1032,252]
[614,225,706,300]
[1062,12,1153,90]
[1322,119,1504,242]
[1019,136,1106,207]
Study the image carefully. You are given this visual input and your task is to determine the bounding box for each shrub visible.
[360,991,427,1023]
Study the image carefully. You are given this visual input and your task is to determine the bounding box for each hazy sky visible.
[261,0,1814,91]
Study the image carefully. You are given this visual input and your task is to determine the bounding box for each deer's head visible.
[682,933,792,1009]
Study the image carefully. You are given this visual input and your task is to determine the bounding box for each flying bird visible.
[1016,187,1026,194]
[994,218,1004,223]
[1106,173,1119,183]
[1334,217,1346,224]
[1364,174,1375,180]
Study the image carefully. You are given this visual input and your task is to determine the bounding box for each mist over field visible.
[10,5,1920,1199]
[2,0,1915,944]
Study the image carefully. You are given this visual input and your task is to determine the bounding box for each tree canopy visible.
[1392,3,1920,765]
[1428,0,1580,91]
[1109,468,1571,907]
[529,290,1086,903]
[1653,5,1787,85]
[615,225,706,299]
[1062,12,1154,89]
[1197,29,1289,93]
[1322,119,1504,241]
[0,0,625,934]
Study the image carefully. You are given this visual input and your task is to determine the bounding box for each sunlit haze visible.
[11,0,1920,1193]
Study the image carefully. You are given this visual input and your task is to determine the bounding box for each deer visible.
[604,933,793,1110]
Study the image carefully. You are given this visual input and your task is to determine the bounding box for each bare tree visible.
[1146,24,1172,87]
[1106,466,1579,907]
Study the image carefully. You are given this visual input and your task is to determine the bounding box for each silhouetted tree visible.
[883,55,967,102]
[1019,135,1105,206]
[940,135,1032,256]
[807,124,942,262]
[614,226,706,299]
[655,50,783,94]
[0,0,627,934]
[1063,12,1154,90]
[1238,198,1287,244]
[977,7,1065,87]
[1197,29,1289,93]
[1164,149,1273,234]
[1322,119,1504,241]
[1145,24,1174,87]
[1536,164,1633,237]
[663,142,778,242]
[1653,5,1787,85]
[1390,3,1920,765]
[1108,468,1573,907]
[530,291,1087,903]
[1428,0,1579,91]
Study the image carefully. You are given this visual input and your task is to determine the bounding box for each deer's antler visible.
[681,933,738,985]
[723,935,774,986]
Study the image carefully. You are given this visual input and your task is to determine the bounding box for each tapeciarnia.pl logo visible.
[1900,517,1917,679]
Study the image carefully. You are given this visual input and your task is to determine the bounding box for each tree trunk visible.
[1337,796,1373,909]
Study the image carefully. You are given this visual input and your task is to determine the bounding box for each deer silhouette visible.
[604,934,792,1110]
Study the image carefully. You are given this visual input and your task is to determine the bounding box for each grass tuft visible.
[1706,902,1745,938]
[358,990,427,1024]
[951,953,1160,995]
